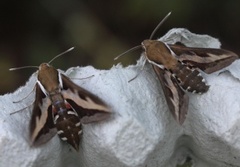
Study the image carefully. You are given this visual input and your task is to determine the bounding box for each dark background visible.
[1,0,240,95]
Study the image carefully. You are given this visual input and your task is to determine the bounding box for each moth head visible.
[39,63,51,70]
[114,12,172,61]
[9,47,74,74]
[38,63,58,78]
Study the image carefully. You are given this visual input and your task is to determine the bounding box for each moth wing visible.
[153,65,189,124]
[169,44,238,74]
[60,74,111,124]
[29,84,57,146]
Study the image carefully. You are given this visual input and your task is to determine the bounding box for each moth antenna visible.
[48,47,74,64]
[114,45,142,60]
[116,12,171,61]
[9,66,38,71]
[149,12,171,40]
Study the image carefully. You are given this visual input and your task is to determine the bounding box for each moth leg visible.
[128,57,147,82]
[10,85,36,115]
[69,74,94,80]
[10,104,34,115]
[13,84,36,103]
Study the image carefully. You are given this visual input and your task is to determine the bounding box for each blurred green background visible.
[1,0,240,95]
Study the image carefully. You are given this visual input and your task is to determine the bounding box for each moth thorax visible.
[172,63,209,93]
[54,109,82,151]
[143,40,178,70]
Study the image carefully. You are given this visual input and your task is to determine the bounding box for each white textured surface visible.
[0,28,240,167]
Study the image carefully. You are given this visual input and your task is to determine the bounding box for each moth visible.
[143,40,238,124]
[117,12,238,124]
[11,48,111,151]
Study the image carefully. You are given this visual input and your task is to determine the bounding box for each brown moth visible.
[142,39,238,124]
[117,12,238,124]
[11,49,111,151]
[142,13,238,124]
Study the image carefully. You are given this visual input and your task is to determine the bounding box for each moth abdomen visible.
[172,63,209,93]
[54,109,82,151]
